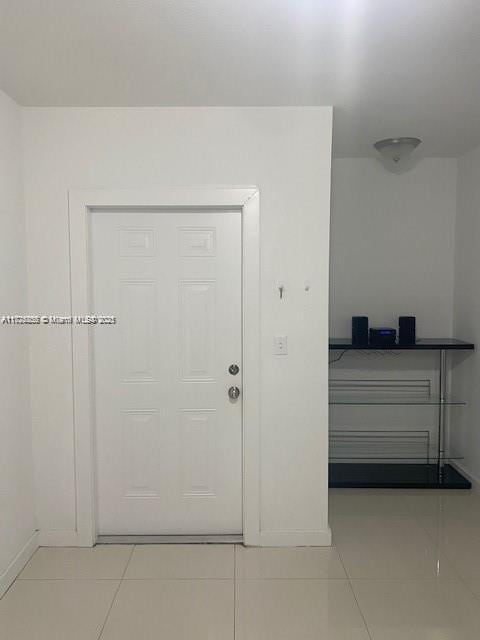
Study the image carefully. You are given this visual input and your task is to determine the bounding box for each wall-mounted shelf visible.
[328,338,474,489]
[329,394,466,406]
[329,452,464,461]
[329,338,474,350]
[329,429,463,462]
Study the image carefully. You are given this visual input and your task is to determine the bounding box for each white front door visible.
[90,210,242,535]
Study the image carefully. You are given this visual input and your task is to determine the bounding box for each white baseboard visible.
[38,529,79,547]
[450,460,480,494]
[0,531,39,598]
[37,527,333,548]
[255,527,332,547]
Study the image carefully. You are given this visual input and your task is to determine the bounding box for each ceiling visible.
[1,0,480,157]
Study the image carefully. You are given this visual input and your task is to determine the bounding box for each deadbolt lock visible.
[228,386,240,400]
[228,364,240,375]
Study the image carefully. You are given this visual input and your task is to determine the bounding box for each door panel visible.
[90,210,242,535]
[179,280,216,381]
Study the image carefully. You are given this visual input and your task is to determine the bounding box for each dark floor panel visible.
[329,463,471,489]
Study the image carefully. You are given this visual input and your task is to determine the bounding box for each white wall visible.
[330,158,457,338]
[329,158,458,461]
[22,107,333,545]
[0,90,36,595]
[451,144,480,489]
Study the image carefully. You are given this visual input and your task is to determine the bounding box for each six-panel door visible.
[90,210,242,534]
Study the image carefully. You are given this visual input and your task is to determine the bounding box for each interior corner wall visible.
[22,107,333,545]
[330,157,457,338]
[0,90,37,595]
[329,158,458,457]
[451,144,480,490]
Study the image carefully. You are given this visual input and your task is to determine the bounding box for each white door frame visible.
[68,188,260,546]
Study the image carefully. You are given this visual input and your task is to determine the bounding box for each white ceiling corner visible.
[1,0,480,157]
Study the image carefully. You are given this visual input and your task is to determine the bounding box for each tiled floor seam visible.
[346,579,373,640]
[408,509,441,540]
[445,569,480,604]
[407,510,474,585]
[17,577,130,580]
[369,492,480,607]
[233,544,237,640]
[120,544,136,578]
[332,541,373,640]
[96,545,135,640]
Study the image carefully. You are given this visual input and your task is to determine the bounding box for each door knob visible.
[228,386,240,400]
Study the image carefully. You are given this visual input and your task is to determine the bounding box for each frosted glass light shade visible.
[374,137,421,163]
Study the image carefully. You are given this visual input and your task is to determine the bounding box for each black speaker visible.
[352,316,369,347]
[399,316,416,345]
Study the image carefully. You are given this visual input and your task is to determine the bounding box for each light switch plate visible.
[274,335,288,355]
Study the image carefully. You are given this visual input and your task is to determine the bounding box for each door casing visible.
[68,188,260,546]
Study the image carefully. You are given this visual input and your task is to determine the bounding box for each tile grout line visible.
[456,573,480,603]
[121,545,136,579]
[233,544,237,640]
[346,578,373,640]
[398,494,480,603]
[407,504,476,586]
[332,492,480,637]
[96,545,135,640]
[332,536,373,640]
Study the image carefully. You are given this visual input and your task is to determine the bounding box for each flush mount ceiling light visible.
[373,137,422,164]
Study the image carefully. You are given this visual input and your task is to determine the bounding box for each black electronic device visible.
[399,316,416,345]
[352,316,369,347]
[369,327,397,347]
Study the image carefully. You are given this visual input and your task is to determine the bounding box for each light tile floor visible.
[3,489,480,639]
